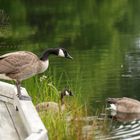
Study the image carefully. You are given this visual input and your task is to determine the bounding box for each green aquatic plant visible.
[23,74,109,140]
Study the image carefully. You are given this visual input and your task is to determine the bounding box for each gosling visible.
[0,48,72,100]
[36,89,73,113]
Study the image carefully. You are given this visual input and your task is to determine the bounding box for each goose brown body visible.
[107,97,140,113]
[36,102,64,113]
[36,89,73,113]
[0,51,47,81]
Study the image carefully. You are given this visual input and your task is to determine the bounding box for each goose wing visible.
[0,51,39,74]
[107,97,140,105]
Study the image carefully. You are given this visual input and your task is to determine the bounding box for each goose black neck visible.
[60,93,64,105]
[40,49,58,61]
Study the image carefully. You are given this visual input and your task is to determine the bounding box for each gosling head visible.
[61,89,73,97]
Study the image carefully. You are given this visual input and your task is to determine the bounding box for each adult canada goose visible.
[0,48,72,100]
[36,89,73,113]
[107,97,140,113]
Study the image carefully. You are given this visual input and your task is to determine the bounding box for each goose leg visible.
[16,81,31,101]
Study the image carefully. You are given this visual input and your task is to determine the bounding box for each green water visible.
[1,0,140,113]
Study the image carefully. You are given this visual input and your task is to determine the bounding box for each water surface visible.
[1,0,140,139]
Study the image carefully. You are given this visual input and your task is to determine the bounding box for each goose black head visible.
[57,48,73,59]
[40,48,73,61]
[61,89,73,97]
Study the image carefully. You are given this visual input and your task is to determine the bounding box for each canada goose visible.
[107,97,140,113]
[0,48,72,100]
[36,89,73,113]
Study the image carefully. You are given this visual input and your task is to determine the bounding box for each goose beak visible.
[67,54,73,59]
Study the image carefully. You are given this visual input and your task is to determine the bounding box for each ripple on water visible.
[103,112,140,140]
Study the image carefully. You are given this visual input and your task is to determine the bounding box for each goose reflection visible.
[109,112,140,122]
[105,111,140,140]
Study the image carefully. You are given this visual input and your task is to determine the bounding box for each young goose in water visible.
[0,48,72,100]
[107,97,140,113]
[36,89,73,113]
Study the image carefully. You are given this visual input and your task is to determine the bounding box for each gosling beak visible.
[67,53,73,59]
[70,92,74,96]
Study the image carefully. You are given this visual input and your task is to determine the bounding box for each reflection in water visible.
[124,52,140,78]
[109,112,140,123]
[103,97,140,139]
[81,112,140,140]
[104,111,140,140]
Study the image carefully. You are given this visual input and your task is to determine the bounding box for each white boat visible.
[0,81,48,140]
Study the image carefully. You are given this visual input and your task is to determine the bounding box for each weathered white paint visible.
[0,94,13,104]
[0,101,20,140]
[25,131,47,140]
[0,81,15,99]
[0,81,48,140]
[7,103,28,140]
[14,95,47,133]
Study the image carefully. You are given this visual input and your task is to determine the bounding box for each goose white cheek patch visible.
[110,104,117,111]
[58,49,65,57]
[65,91,70,96]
